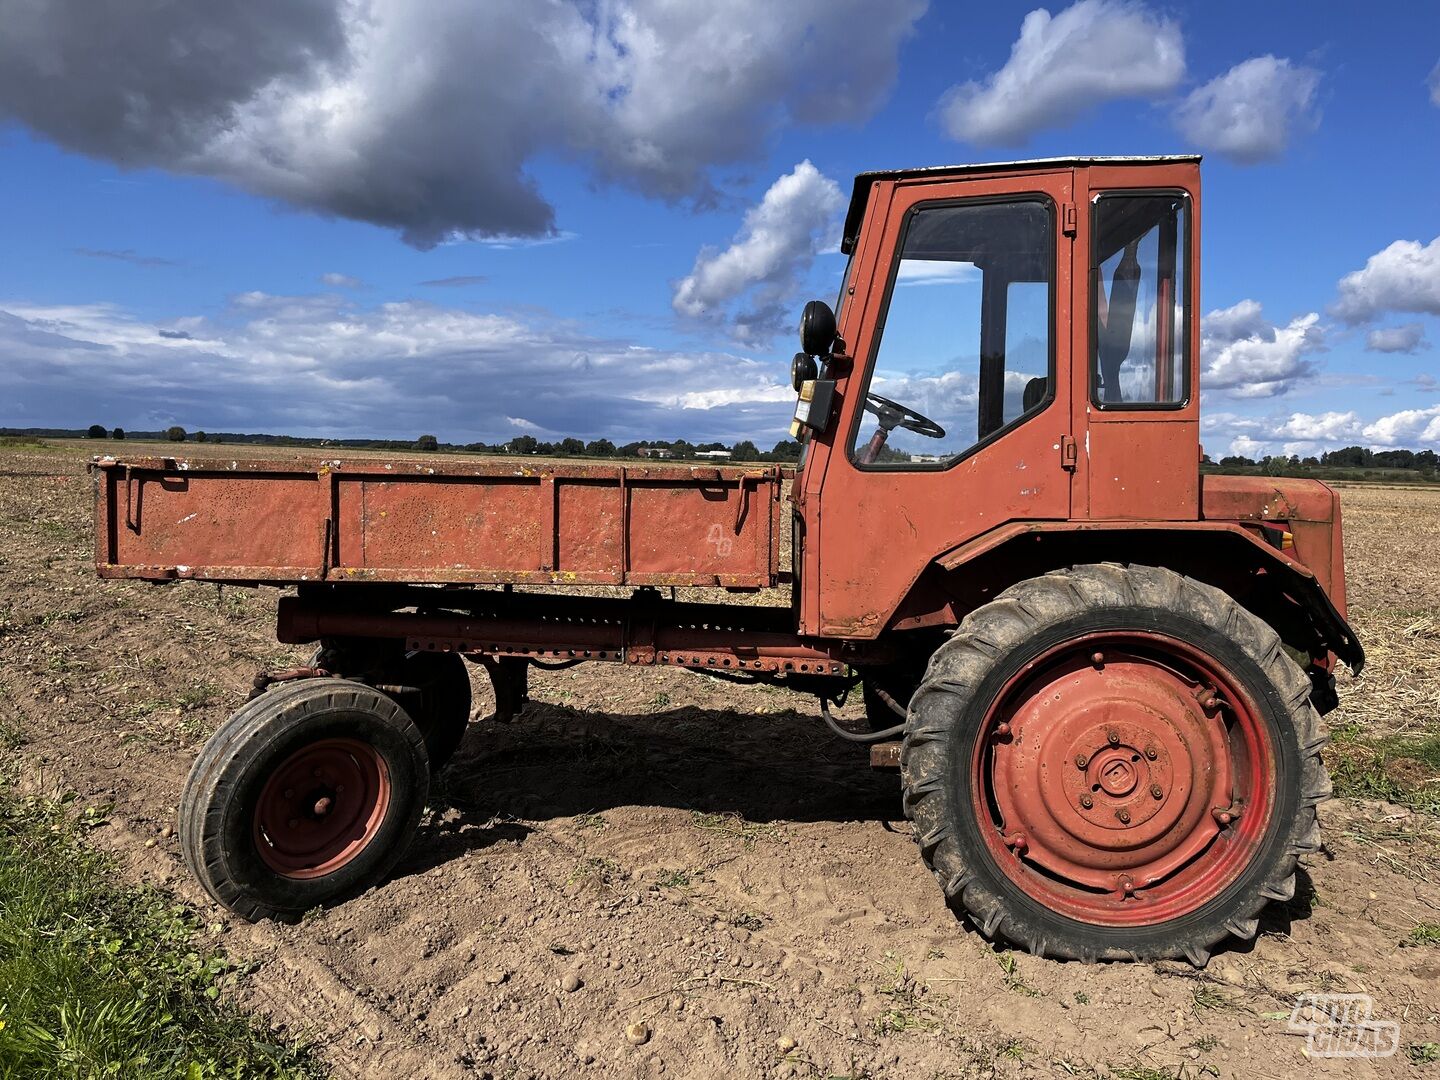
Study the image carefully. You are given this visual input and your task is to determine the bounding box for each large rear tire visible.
[179,678,429,921]
[901,564,1330,965]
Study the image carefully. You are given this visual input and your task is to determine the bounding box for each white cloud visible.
[1174,56,1320,164]
[0,295,798,444]
[1204,404,1440,460]
[0,1,925,247]
[1430,59,1440,107]
[937,0,1184,145]
[672,161,845,344]
[1201,300,1325,398]
[1273,410,1363,443]
[1332,236,1440,323]
[320,272,364,289]
[1366,323,1430,354]
[1362,406,1440,447]
[1202,298,1269,341]
[1228,435,1269,459]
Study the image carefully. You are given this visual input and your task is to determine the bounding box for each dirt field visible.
[3,439,1439,1079]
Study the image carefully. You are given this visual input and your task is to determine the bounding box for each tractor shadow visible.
[443,701,899,825]
[393,701,900,878]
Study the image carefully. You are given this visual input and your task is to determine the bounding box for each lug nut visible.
[1150,784,1163,800]
[1007,833,1027,852]
[994,722,1011,737]
[1117,874,1135,895]
[1091,651,1105,667]
[1107,730,1120,747]
[1075,753,1090,769]
[1213,808,1233,826]
[1144,745,1158,760]
[1080,794,1094,809]
[1116,809,1132,824]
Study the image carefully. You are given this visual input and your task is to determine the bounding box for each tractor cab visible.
[789,157,1203,639]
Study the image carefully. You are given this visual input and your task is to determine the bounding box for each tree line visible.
[1205,445,1439,481]
[70,425,803,462]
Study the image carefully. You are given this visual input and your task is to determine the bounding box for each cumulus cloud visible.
[0,295,797,443]
[1332,236,1440,323]
[1363,405,1440,447]
[1201,300,1325,398]
[320,272,364,289]
[0,0,924,247]
[1367,323,1430,354]
[1175,56,1320,164]
[1203,407,1439,459]
[1273,410,1363,443]
[937,0,1184,145]
[673,161,844,344]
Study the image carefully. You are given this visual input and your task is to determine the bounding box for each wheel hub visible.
[253,738,390,879]
[980,634,1267,923]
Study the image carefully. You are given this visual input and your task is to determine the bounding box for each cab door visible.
[802,168,1076,638]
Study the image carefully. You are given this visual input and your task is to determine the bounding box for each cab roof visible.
[841,155,1201,254]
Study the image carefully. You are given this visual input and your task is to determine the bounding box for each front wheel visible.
[901,564,1330,965]
[179,678,429,921]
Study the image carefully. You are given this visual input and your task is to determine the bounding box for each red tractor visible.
[93,156,1361,965]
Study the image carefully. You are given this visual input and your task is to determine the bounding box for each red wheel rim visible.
[972,632,1275,927]
[252,738,391,879]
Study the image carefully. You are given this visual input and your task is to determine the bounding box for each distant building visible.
[637,447,673,458]
[693,449,732,460]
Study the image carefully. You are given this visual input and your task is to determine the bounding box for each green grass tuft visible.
[0,792,324,1078]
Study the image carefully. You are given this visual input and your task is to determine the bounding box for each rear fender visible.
[925,521,1364,674]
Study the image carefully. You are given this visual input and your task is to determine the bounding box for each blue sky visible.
[0,0,1436,456]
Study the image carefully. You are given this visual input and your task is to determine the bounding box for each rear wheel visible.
[313,643,472,767]
[901,564,1329,964]
[179,678,429,921]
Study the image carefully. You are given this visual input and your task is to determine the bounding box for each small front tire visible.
[179,678,429,921]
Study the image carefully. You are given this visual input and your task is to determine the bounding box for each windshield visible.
[848,198,1054,467]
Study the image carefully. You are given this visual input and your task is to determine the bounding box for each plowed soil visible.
[2,441,1438,1079]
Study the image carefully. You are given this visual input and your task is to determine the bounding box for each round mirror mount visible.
[799,300,836,358]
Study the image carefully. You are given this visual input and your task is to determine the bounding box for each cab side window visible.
[1091,193,1190,407]
[849,199,1053,467]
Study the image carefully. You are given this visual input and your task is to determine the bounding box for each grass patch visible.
[1410,1043,1440,1064]
[871,951,940,1037]
[0,792,323,1078]
[1404,922,1440,947]
[1330,735,1440,815]
[994,953,1040,998]
[566,855,622,888]
[1189,982,1236,1012]
[689,810,782,848]
[653,868,693,889]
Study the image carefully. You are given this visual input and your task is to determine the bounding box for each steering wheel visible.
[864,393,946,439]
